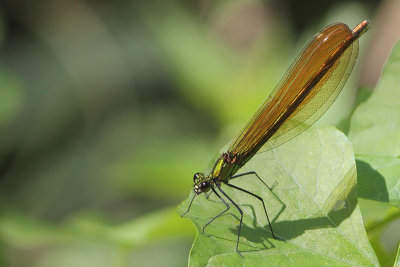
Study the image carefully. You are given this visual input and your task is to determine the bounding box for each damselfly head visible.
[193,172,211,194]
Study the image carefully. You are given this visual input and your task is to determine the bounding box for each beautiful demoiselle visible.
[182,20,369,254]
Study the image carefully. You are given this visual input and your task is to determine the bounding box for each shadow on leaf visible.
[356,159,389,202]
[208,184,361,252]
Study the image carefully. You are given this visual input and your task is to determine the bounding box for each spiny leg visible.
[215,182,244,256]
[225,183,276,239]
[202,186,230,234]
[181,194,197,217]
[231,171,277,191]
[231,171,286,223]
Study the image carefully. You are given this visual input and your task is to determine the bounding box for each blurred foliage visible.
[0,0,398,266]
[0,208,194,267]
[0,68,23,127]
[359,199,400,267]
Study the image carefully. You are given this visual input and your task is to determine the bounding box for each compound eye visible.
[193,172,203,182]
[202,182,207,188]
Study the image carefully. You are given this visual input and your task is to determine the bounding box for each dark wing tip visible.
[352,20,370,38]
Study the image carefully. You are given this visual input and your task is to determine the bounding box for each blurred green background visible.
[0,0,399,266]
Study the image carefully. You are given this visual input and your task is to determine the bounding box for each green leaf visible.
[359,199,400,266]
[349,40,400,207]
[395,244,400,267]
[178,126,378,266]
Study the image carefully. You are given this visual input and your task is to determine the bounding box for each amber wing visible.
[229,22,364,163]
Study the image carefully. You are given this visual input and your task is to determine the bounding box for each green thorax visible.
[210,154,242,182]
